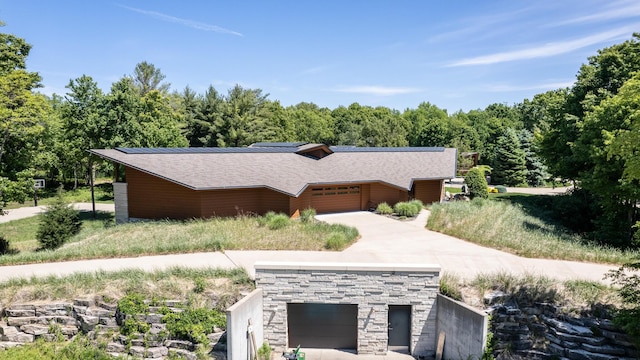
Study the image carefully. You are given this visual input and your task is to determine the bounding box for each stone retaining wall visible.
[0,298,226,359]
[490,302,638,360]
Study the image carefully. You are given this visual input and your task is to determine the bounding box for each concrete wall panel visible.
[226,289,264,360]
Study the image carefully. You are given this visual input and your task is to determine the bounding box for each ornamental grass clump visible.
[393,201,421,217]
[376,202,393,215]
[300,208,316,223]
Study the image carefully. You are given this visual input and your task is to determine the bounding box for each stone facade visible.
[255,262,440,357]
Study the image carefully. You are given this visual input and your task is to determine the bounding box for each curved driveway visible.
[0,207,617,283]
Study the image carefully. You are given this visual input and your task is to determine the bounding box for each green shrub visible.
[0,235,11,255]
[409,200,424,213]
[465,167,489,199]
[267,213,290,230]
[325,232,347,250]
[393,201,421,217]
[376,202,393,215]
[193,277,206,294]
[163,307,226,344]
[258,342,271,360]
[300,208,316,223]
[36,194,81,250]
[117,293,150,335]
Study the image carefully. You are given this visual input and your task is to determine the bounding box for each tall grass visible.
[0,267,253,304]
[0,214,358,266]
[427,199,638,264]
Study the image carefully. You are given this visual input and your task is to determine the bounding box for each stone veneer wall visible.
[113,182,129,224]
[255,262,440,357]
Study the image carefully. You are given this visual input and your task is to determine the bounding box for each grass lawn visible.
[427,196,639,265]
[0,212,358,266]
[3,182,114,209]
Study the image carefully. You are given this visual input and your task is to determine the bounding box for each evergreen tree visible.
[518,129,548,187]
[492,128,527,186]
[464,167,488,199]
[36,192,81,250]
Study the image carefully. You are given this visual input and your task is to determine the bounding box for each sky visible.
[1,0,639,113]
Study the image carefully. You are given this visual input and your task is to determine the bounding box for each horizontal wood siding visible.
[257,188,291,214]
[369,183,408,207]
[413,180,443,204]
[126,167,200,220]
[200,188,290,217]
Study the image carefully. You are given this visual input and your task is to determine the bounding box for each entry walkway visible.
[0,208,617,283]
[300,349,413,359]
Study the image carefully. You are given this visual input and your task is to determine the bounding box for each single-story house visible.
[89,142,457,222]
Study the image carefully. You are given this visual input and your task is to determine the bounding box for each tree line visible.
[1,26,638,248]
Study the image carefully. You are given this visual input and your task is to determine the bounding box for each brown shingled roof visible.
[89,146,457,197]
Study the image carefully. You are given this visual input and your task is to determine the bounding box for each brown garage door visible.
[287,303,357,349]
[310,185,361,213]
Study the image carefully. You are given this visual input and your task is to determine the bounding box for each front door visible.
[388,305,411,353]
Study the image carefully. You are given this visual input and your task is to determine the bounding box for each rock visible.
[0,325,18,336]
[36,303,72,317]
[169,348,198,360]
[210,350,228,360]
[0,341,22,350]
[98,317,117,326]
[581,343,626,356]
[72,305,87,315]
[73,299,94,307]
[45,316,78,326]
[20,324,49,335]
[106,342,125,353]
[89,308,114,318]
[6,309,35,317]
[129,345,147,357]
[97,301,117,312]
[483,291,507,305]
[149,323,166,335]
[3,332,35,343]
[145,347,169,358]
[61,326,79,336]
[165,339,196,351]
[79,315,99,332]
[566,348,618,360]
[145,313,164,324]
[7,317,38,326]
[543,316,593,337]
[7,304,35,310]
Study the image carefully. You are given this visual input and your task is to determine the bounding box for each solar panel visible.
[330,146,445,153]
[115,147,301,154]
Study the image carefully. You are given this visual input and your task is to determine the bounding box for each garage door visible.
[310,185,361,213]
[287,303,357,349]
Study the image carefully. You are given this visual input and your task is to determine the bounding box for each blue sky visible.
[2,1,639,112]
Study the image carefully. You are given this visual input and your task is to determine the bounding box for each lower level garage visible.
[287,303,357,349]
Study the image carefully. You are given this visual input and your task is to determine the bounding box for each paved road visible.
[0,203,115,223]
[446,177,572,196]
[0,205,617,284]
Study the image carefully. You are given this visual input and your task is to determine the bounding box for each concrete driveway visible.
[0,208,617,283]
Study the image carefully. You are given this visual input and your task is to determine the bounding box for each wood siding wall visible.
[413,180,443,204]
[126,167,290,219]
[200,188,290,217]
[369,183,408,208]
[126,168,201,220]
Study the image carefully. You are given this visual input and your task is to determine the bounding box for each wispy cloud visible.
[446,25,637,67]
[118,4,242,36]
[333,86,421,96]
[300,66,326,75]
[550,0,640,26]
[485,81,574,92]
